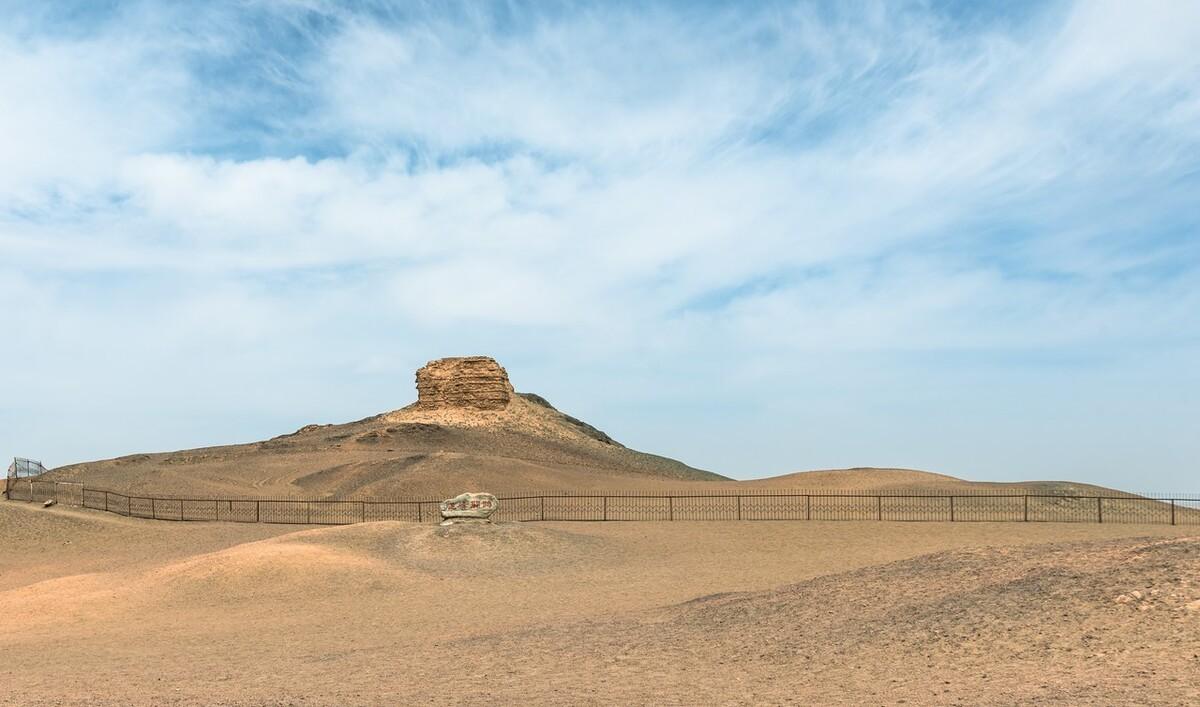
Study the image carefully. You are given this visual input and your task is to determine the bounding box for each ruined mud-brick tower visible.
[414,356,514,410]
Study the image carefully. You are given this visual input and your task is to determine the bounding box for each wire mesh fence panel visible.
[541,495,603,521]
[1173,499,1200,525]
[307,501,364,525]
[128,497,154,519]
[1098,497,1169,525]
[1026,496,1095,523]
[363,502,423,522]
[214,500,259,522]
[31,480,57,502]
[421,501,444,523]
[178,500,219,521]
[737,494,799,520]
[7,482,32,501]
[153,499,184,521]
[951,495,1025,522]
[671,495,739,521]
[105,493,131,516]
[879,495,950,521]
[82,488,107,511]
[493,497,542,522]
[811,495,878,521]
[7,457,47,477]
[258,501,310,524]
[600,496,671,521]
[54,482,84,506]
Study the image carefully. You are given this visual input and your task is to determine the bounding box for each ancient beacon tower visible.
[413,356,514,411]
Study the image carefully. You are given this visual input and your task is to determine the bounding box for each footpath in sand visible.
[2,501,1197,705]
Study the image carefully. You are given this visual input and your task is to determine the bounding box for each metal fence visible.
[6,457,46,479]
[5,479,1199,526]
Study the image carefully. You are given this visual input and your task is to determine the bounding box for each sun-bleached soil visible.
[2,501,1197,706]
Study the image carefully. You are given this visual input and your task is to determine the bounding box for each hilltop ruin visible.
[413,356,514,410]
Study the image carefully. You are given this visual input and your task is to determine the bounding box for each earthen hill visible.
[43,356,728,498]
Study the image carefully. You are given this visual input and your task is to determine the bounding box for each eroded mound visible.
[450,535,1200,705]
[397,520,602,575]
[42,355,725,497]
[146,520,606,600]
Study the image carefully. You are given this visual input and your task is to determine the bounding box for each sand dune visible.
[744,467,1131,496]
[1,500,1196,705]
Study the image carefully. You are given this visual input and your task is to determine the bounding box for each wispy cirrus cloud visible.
[1,0,1197,488]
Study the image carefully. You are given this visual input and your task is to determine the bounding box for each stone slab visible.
[439,492,499,519]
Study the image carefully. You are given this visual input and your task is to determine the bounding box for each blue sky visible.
[1,0,1197,490]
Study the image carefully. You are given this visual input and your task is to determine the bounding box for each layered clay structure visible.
[414,356,514,410]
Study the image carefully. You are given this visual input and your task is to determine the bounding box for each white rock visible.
[439,492,498,520]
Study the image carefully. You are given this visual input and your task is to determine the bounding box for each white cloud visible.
[0,1,1197,487]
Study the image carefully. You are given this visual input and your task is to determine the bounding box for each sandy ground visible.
[3,501,1198,705]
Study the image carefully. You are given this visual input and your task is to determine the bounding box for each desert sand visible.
[7,357,1197,704]
[2,500,1197,706]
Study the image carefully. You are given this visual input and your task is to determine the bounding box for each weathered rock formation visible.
[415,356,513,410]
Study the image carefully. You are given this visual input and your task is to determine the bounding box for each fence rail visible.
[5,478,1199,526]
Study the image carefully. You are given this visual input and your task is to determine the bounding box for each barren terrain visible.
[36,356,1133,501]
[2,501,1196,705]
[9,358,1196,704]
[40,382,727,499]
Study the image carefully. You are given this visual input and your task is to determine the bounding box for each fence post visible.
[1023,494,1029,522]
[602,496,607,521]
[1097,497,1103,523]
[151,498,157,520]
[306,501,311,524]
[736,495,742,521]
[949,496,955,522]
[255,500,260,523]
[877,495,882,521]
[805,494,811,521]
[540,496,545,521]
[360,501,366,523]
[418,502,423,523]
[1170,499,1176,526]
[669,496,674,521]
[104,491,109,513]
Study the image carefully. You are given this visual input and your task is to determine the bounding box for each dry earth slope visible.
[36,356,1145,501]
[42,356,727,498]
